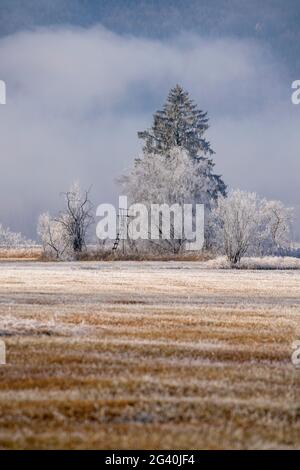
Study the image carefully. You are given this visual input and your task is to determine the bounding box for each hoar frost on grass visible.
[205,256,300,270]
[0,314,93,337]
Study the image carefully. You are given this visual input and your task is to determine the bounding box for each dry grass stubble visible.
[0,261,299,449]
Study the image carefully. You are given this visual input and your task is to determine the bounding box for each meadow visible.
[0,260,299,449]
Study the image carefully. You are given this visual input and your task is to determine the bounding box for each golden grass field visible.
[0,260,299,449]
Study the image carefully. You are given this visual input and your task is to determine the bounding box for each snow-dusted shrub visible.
[0,223,34,248]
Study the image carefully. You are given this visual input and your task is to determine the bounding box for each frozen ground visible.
[0,261,299,449]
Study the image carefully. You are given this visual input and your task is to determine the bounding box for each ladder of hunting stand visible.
[112,208,128,252]
[112,208,134,253]
[112,232,120,251]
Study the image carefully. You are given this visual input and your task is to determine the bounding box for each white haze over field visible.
[0,25,299,238]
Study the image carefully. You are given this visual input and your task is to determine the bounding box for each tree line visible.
[1,85,294,265]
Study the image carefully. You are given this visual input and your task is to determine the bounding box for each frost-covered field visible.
[0,261,299,449]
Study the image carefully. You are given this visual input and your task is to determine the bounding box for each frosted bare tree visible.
[212,190,294,266]
[37,182,93,259]
[37,213,70,259]
[259,200,294,254]
[212,190,260,266]
[58,182,93,255]
[120,146,214,253]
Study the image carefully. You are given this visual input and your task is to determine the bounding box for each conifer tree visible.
[138,84,226,200]
[138,84,211,157]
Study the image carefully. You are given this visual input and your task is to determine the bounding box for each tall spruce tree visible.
[138,84,226,201]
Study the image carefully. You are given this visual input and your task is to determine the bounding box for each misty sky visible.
[0,0,299,238]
